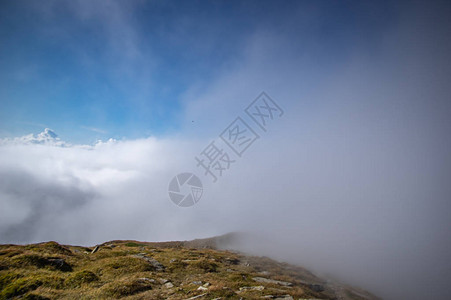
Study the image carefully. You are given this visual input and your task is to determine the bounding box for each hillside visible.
[0,235,379,299]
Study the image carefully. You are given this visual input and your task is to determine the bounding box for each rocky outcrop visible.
[253,277,293,286]
[132,253,165,271]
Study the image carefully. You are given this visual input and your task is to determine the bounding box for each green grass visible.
[0,240,378,300]
[65,270,99,288]
[0,277,43,299]
[124,242,141,248]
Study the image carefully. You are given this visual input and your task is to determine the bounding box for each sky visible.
[1,1,451,299]
[0,0,396,142]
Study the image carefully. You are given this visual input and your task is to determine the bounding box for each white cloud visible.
[1,2,451,300]
[0,128,68,147]
[80,126,108,134]
[0,132,199,244]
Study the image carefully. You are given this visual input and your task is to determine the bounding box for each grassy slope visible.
[0,239,378,300]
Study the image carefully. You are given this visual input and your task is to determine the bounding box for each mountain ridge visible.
[0,234,379,300]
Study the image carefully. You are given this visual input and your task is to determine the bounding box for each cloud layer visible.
[1,1,451,300]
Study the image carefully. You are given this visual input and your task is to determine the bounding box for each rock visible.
[225,258,240,265]
[133,253,165,271]
[164,282,174,288]
[252,277,292,287]
[186,293,207,299]
[185,293,207,299]
[192,281,202,285]
[239,285,265,291]
[46,258,72,272]
[138,278,155,283]
[298,280,324,292]
[170,258,177,263]
[274,296,293,300]
[158,278,169,284]
[197,286,208,291]
[91,246,99,254]
[202,282,210,287]
[308,284,324,292]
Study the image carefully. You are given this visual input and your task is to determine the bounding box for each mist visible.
[1,1,451,299]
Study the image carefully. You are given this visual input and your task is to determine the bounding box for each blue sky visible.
[0,0,396,143]
[1,2,451,299]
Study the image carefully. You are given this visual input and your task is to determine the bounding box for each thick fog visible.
[1,1,451,299]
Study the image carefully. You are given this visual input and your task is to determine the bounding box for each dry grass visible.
[0,240,376,299]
